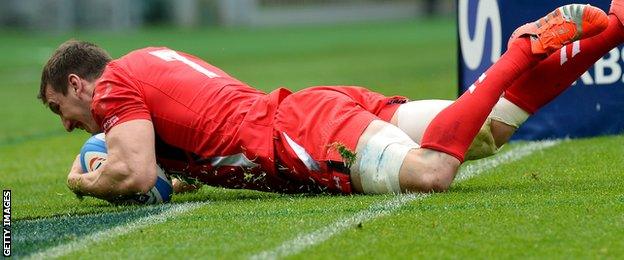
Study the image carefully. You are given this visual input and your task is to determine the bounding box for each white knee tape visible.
[357,126,419,194]
[490,98,530,128]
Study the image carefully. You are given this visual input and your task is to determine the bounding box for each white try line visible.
[250,140,561,260]
[25,202,206,260]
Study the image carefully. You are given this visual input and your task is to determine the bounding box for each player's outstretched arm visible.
[67,120,158,201]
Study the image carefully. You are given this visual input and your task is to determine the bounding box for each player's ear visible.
[67,74,81,94]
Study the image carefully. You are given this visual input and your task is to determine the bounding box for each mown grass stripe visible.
[24,202,206,260]
[250,140,561,260]
[0,129,65,147]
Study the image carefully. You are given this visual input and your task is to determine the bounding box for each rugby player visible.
[38,2,623,201]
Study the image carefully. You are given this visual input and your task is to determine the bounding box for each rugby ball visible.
[79,133,173,204]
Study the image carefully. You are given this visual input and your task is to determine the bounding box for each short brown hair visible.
[38,40,112,103]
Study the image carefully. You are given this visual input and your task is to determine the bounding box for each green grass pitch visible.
[2,18,624,258]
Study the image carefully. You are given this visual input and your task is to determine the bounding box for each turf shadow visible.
[13,205,170,258]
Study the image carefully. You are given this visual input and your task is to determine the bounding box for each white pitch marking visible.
[250,140,561,260]
[455,140,560,181]
[25,202,206,260]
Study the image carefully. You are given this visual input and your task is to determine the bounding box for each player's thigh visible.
[390,99,499,160]
[389,99,453,142]
[350,119,458,194]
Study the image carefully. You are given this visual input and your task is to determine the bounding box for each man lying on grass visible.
[38,2,623,203]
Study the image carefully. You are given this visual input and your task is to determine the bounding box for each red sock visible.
[505,15,624,114]
[421,38,541,162]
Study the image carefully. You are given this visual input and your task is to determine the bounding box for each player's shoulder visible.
[106,47,173,78]
[116,47,170,64]
[96,48,169,88]
[126,46,170,56]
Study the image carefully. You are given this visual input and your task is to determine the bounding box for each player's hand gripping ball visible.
[79,133,173,204]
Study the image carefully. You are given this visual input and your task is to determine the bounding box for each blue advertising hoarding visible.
[458,0,624,140]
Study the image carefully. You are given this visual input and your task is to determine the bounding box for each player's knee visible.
[417,169,454,192]
[402,169,455,193]
[399,149,459,193]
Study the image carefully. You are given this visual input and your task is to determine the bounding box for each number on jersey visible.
[149,49,219,78]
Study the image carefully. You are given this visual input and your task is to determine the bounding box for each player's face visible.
[45,85,100,134]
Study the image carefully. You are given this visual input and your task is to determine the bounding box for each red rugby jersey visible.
[91,47,317,193]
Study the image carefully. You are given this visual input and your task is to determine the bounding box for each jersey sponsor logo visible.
[103,115,119,132]
[386,98,408,105]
